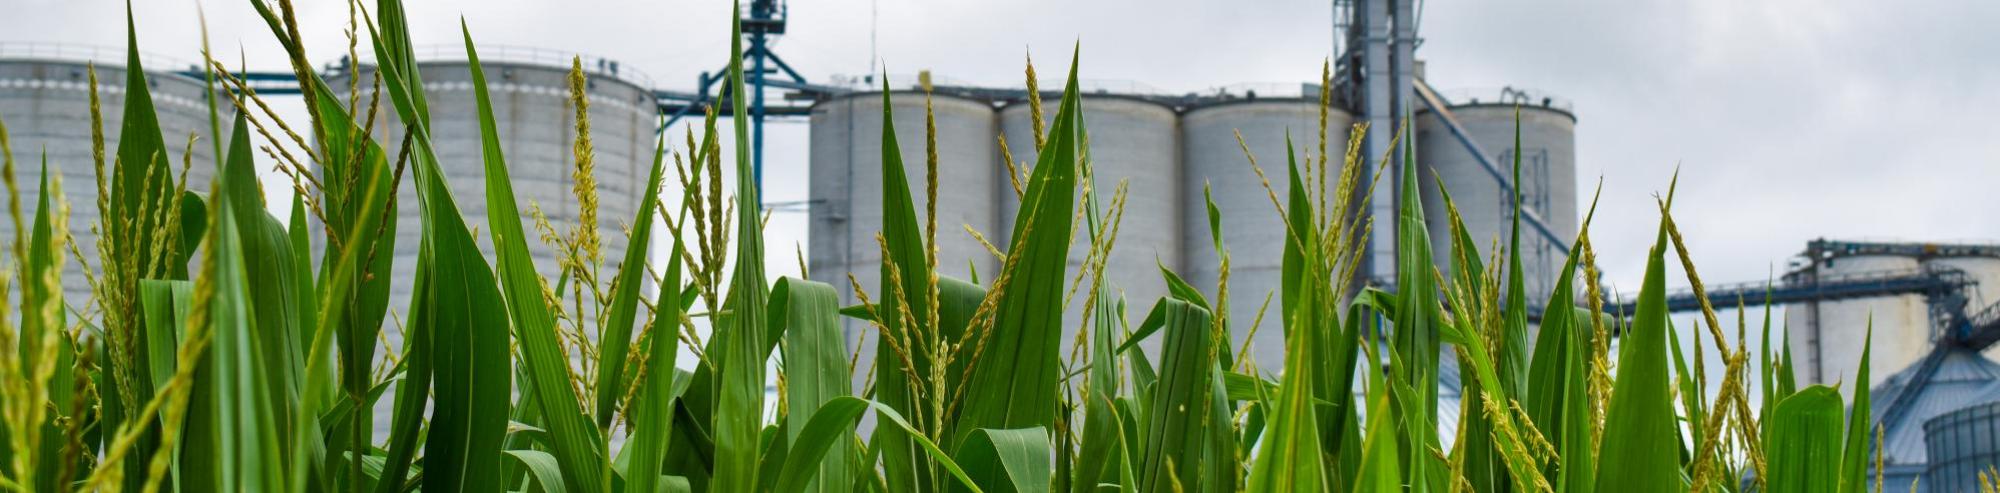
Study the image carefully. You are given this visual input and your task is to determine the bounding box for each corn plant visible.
[0,0,1890,492]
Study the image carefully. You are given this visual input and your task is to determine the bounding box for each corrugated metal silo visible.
[1866,347,2000,492]
[807,90,999,345]
[1413,103,1576,305]
[1787,254,1933,387]
[997,96,1179,341]
[1181,99,1348,368]
[329,56,655,320]
[0,55,228,304]
[1924,400,2000,493]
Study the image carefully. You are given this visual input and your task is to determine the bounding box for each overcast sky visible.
[9,0,1999,383]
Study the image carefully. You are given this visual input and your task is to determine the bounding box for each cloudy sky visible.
[9,0,1999,381]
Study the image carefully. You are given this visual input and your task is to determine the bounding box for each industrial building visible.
[1793,240,2000,492]
[807,84,1577,371]
[0,46,230,305]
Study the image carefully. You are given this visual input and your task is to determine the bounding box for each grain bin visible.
[1181,99,1350,368]
[328,52,656,322]
[1413,100,1576,305]
[1786,254,1933,386]
[1925,400,2000,493]
[0,52,228,304]
[807,89,999,343]
[997,96,1179,341]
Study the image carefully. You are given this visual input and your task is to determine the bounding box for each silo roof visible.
[1868,347,2000,465]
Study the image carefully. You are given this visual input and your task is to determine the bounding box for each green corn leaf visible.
[803,397,987,492]
[372,242,432,493]
[712,2,774,489]
[218,111,307,457]
[1524,187,1602,492]
[1838,322,1872,493]
[460,24,610,493]
[958,427,1053,493]
[1075,274,1132,492]
[139,280,192,400]
[660,111,723,492]
[208,133,288,492]
[1764,386,1845,493]
[956,45,1084,441]
[776,277,854,493]
[869,75,938,493]
[1390,124,1447,492]
[594,128,670,433]
[774,397,873,493]
[1501,108,1532,403]
[1355,389,1403,492]
[103,10,180,487]
[1244,261,1325,491]
[1136,299,1220,492]
[1666,320,1703,463]
[628,234,686,493]
[247,3,404,480]
[506,449,570,493]
[21,160,71,493]
[1592,211,1683,493]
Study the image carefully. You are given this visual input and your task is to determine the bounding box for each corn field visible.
[0,1,1926,492]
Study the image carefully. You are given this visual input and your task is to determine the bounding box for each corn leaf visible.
[805,397,987,492]
[1764,386,1845,493]
[1244,251,1326,491]
[958,427,1053,493]
[1390,126,1447,492]
[711,3,774,490]
[1136,299,1220,492]
[1591,213,1683,493]
[956,46,1084,440]
[460,25,610,493]
[776,277,854,493]
[506,449,570,493]
[1524,189,1602,492]
[208,128,288,492]
[870,76,940,493]
[594,121,669,433]
[628,234,686,493]
[1838,322,1872,493]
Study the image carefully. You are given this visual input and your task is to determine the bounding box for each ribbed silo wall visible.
[807,90,999,354]
[1414,104,1576,306]
[0,58,227,304]
[997,96,1180,345]
[1924,401,2000,493]
[1786,254,1932,387]
[1181,100,1349,368]
[329,60,654,325]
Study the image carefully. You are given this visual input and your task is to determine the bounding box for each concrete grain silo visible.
[1786,254,1933,387]
[0,53,228,304]
[1181,99,1348,369]
[997,96,1179,339]
[807,89,999,345]
[1414,100,1576,305]
[329,53,655,321]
